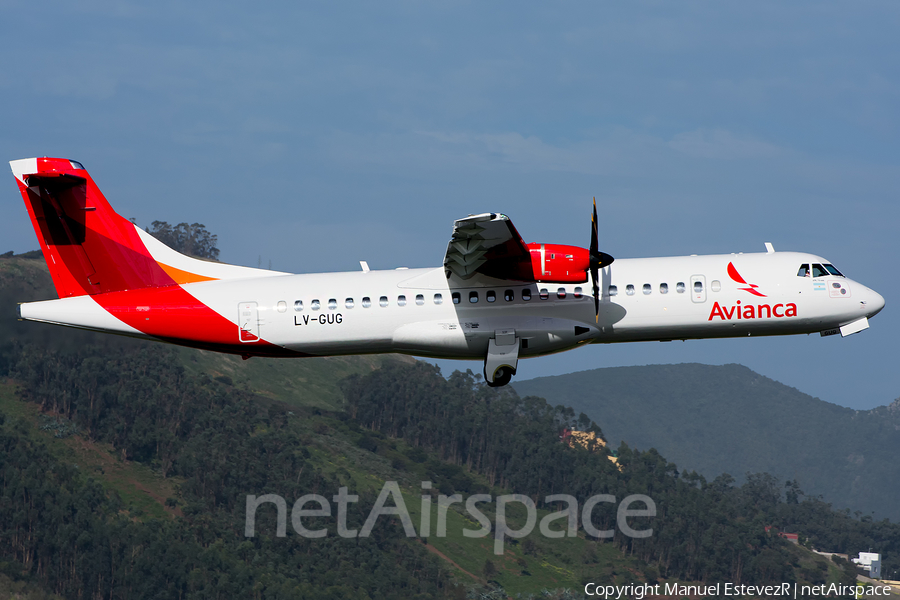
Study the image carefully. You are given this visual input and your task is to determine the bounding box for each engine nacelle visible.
[526,243,590,283]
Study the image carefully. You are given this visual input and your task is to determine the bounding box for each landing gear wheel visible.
[485,365,514,388]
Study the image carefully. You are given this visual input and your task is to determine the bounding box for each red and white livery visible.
[10,157,885,386]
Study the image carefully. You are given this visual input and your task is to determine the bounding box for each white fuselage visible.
[22,250,881,364]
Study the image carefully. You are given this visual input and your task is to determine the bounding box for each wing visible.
[443,213,535,282]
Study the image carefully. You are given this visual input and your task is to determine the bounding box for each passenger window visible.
[539,288,549,300]
[276,301,287,313]
[693,281,703,293]
[797,264,810,277]
[434,293,443,304]
[294,300,303,312]
[328,299,337,310]
[812,264,828,278]
[557,287,566,299]
[608,285,618,296]
[311,299,321,310]
[452,292,461,304]
[487,290,496,303]
[574,287,582,298]
[710,280,721,292]
[345,298,354,309]
[504,289,515,302]
[522,289,532,301]
[362,297,372,308]
[398,295,407,306]
[676,282,686,293]
[659,283,668,294]
[469,291,479,303]
[415,294,424,306]
[642,284,651,295]
[626,284,635,296]
[379,296,388,307]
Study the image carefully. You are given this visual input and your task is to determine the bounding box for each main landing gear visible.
[484,330,519,388]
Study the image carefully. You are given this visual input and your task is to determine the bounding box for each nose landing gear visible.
[484,330,519,387]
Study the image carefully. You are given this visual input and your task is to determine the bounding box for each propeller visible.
[589,198,615,322]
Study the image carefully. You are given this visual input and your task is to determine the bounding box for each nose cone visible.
[866,288,885,318]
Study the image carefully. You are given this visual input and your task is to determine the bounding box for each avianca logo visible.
[727,262,766,297]
[710,262,796,321]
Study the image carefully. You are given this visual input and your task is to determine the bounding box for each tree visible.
[147,221,220,260]
[482,559,497,581]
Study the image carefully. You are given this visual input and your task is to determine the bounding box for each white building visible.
[852,552,882,579]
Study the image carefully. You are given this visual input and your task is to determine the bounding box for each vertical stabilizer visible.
[11,157,178,297]
[10,157,284,299]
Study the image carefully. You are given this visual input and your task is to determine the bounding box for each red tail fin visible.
[10,157,177,298]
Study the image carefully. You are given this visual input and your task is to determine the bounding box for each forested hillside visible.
[2,253,899,598]
[514,365,900,521]
[343,364,900,583]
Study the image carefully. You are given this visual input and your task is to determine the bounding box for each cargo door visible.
[690,275,707,303]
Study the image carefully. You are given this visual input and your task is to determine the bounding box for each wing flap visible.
[443,213,535,282]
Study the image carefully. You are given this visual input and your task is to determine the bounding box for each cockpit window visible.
[797,264,809,277]
[823,264,844,277]
[812,264,828,278]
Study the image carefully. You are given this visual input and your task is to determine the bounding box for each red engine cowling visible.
[526,243,590,283]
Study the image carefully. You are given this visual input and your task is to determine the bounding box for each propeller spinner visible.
[589,198,614,322]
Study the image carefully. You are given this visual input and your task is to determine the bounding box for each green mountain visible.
[513,364,900,521]
[2,253,898,598]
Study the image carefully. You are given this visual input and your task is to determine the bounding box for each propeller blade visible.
[589,198,614,323]
[591,199,600,322]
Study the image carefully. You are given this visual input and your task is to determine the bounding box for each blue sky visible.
[2,1,898,409]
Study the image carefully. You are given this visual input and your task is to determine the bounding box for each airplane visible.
[10,157,885,387]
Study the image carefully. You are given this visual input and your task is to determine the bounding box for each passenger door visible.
[238,302,260,342]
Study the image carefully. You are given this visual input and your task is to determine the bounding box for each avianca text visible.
[708,300,797,322]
